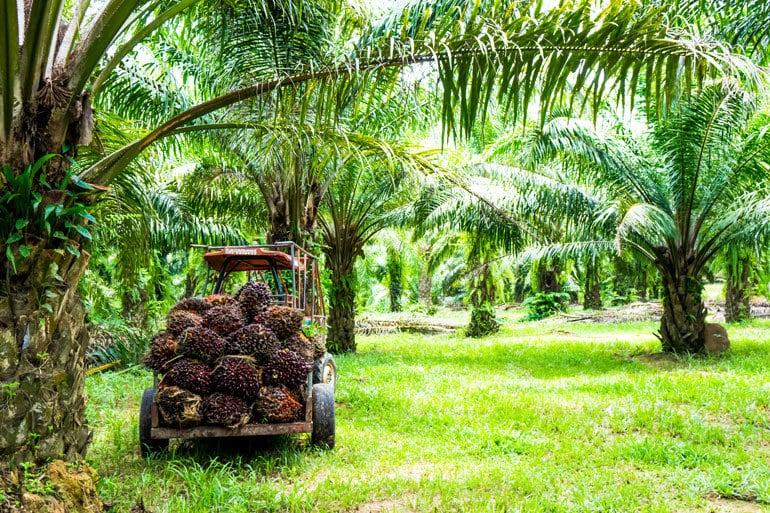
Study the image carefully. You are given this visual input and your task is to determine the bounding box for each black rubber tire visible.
[311,383,335,449]
[139,387,168,458]
[312,353,336,390]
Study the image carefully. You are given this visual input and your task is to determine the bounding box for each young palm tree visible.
[517,83,770,353]
[319,163,417,353]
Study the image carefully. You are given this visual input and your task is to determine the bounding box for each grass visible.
[85,313,770,512]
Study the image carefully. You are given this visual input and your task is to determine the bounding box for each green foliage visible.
[466,302,500,337]
[0,154,94,273]
[86,322,151,369]
[521,292,570,321]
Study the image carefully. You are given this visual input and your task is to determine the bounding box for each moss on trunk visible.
[0,250,91,464]
[327,262,356,354]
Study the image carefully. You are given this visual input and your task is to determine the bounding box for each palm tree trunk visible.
[658,260,706,353]
[725,254,751,323]
[613,256,634,300]
[326,259,356,353]
[536,260,561,293]
[0,249,91,464]
[418,268,432,307]
[386,248,403,312]
[583,260,602,310]
[121,287,150,328]
[466,264,499,337]
[636,268,648,302]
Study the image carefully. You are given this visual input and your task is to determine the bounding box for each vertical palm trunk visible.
[326,258,356,353]
[583,259,602,310]
[658,258,706,353]
[386,248,403,312]
[1,250,91,464]
[613,256,634,300]
[466,262,499,337]
[513,273,526,303]
[536,259,562,293]
[121,287,150,328]
[725,255,751,323]
[635,268,648,301]
[418,269,432,307]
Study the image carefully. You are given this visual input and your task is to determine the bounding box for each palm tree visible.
[319,162,418,353]
[516,83,770,353]
[0,0,752,463]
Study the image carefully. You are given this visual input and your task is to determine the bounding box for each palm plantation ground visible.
[86,310,770,513]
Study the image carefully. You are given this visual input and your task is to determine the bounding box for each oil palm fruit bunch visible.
[169,297,211,316]
[163,358,212,396]
[143,331,178,373]
[281,333,314,364]
[211,356,262,401]
[202,393,250,427]
[264,349,311,387]
[311,334,326,359]
[253,386,303,423]
[156,386,203,427]
[254,306,303,339]
[227,324,278,361]
[205,294,235,306]
[165,310,202,337]
[179,326,226,364]
[236,281,271,321]
[203,304,245,336]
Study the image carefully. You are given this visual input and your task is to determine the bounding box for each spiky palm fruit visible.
[211,356,262,401]
[156,386,203,428]
[202,393,251,428]
[253,306,303,339]
[163,358,212,396]
[169,297,211,316]
[143,332,178,373]
[205,294,235,306]
[165,310,202,337]
[203,304,245,336]
[264,349,311,387]
[311,334,326,359]
[179,326,226,364]
[252,385,303,423]
[236,281,272,321]
[281,333,314,364]
[226,324,279,361]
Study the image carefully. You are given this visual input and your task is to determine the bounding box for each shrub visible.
[521,292,570,321]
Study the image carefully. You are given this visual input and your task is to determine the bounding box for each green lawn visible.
[86,315,770,512]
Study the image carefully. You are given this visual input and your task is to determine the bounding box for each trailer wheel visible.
[140,388,168,457]
[313,353,336,390]
[311,383,335,449]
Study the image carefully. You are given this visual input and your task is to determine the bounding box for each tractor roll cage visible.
[197,241,325,326]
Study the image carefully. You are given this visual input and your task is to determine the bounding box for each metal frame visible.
[199,242,326,328]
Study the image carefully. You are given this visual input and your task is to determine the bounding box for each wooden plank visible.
[151,422,312,440]
[151,402,159,428]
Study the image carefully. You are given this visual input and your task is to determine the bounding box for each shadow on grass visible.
[141,434,317,476]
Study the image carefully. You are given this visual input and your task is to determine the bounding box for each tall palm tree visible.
[515,83,770,353]
[0,0,752,463]
[319,161,418,353]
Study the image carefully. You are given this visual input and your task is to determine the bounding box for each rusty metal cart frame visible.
[139,242,335,456]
